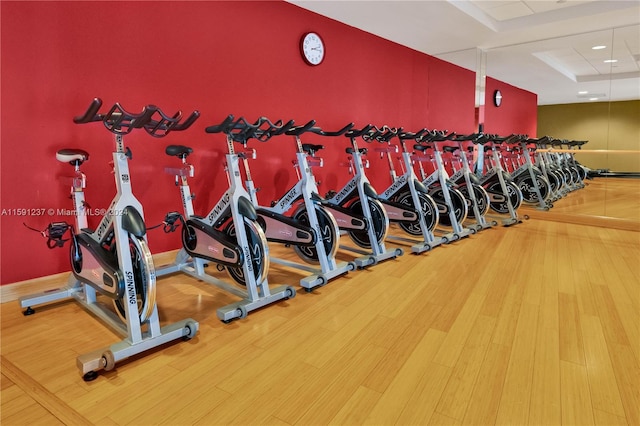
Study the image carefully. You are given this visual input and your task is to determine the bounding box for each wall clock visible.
[493,90,503,107]
[301,32,325,66]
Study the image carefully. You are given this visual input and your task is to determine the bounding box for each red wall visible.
[484,77,538,136]
[0,1,530,284]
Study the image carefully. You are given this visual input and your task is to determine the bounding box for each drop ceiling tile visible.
[523,0,595,14]
[483,1,534,21]
[473,1,519,11]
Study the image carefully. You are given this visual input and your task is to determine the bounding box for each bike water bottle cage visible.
[56,149,89,166]
[165,145,193,159]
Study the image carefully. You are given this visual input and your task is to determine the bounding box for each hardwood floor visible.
[1,178,639,425]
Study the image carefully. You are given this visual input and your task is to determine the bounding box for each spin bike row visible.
[19,99,538,381]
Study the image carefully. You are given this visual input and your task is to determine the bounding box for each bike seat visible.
[443,146,459,154]
[56,149,89,165]
[302,144,324,154]
[165,145,193,158]
[346,147,368,155]
[413,144,429,152]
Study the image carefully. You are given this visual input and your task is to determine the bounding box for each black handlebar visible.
[416,130,455,143]
[73,97,200,138]
[313,122,355,137]
[284,120,318,136]
[73,98,104,124]
[205,115,294,143]
[399,128,429,141]
[345,124,374,138]
[363,125,401,143]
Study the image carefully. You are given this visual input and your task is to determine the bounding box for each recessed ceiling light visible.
[578,91,588,94]
[592,45,606,50]
[604,59,618,63]
[589,97,598,101]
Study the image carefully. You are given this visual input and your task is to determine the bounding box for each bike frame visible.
[241,133,355,290]
[326,134,403,268]
[19,99,198,380]
[414,139,473,241]
[376,138,444,252]
[157,133,295,322]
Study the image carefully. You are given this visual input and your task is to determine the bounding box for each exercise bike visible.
[413,130,473,241]
[473,134,524,226]
[368,126,442,253]
[528,136,565,202]
[157,115,296,322]
[324,124,404,268]
[444,134,495,231]
[239,120,357,291]
[19,98,200,381]
[501,135,552,210]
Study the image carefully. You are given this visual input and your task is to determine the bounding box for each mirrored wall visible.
[483,25,639,223]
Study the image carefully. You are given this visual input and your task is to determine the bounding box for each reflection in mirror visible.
[484,25,639,225]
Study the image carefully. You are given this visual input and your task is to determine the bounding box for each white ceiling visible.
[288,0,640,105]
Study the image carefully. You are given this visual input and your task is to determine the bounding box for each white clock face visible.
[302,32,325,66]
[494,90,503,107]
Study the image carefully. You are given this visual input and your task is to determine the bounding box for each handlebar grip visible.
[452,133,480,142]
[73,98,103,124]
[173,110,201,131]
[102,103,156,134]
[399,128,428,140]
[318,122,354,137]
[205,115,236,133]
[380,126,401,142]
[270,119,296,136]
[346,124,374,138]
[285,119,317,136]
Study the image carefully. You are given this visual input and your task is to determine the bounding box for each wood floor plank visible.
[363,328,448,425]
[435,314,496,421]
[580,313,631,418]
[559,292,586,365]
[606,343,640,426]
[494,302,539,425]
[462,344,512,426]
[1,355,90,425]
[593,408,629,426]
[560,360,595,426]
[328,385,382,425]
[394,361,452,425]
[528,275,561,426]
[361,312,441,393]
